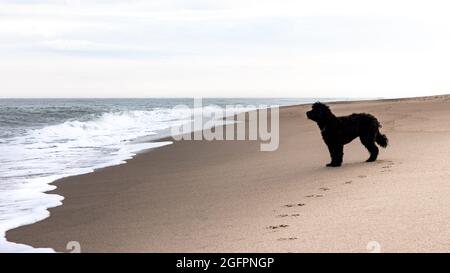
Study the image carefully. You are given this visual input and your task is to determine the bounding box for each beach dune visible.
[7,95,450,252]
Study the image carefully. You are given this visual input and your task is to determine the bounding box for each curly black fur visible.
[306,102,388,167]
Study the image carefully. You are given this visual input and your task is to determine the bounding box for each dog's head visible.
[306,102,334,123]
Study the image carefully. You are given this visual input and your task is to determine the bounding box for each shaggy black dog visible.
[306,102,388,167]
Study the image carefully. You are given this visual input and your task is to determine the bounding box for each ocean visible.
[0,97,342,252]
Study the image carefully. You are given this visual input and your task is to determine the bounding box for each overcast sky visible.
[1,0,450,98]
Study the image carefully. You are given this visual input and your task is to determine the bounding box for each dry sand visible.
[7,95,450,252]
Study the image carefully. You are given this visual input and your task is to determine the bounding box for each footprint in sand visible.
[381,161,395,173]
[319,187,330,191]
[284,203,305,208]
[267,224,289,230]
[277,213,301,218]
[277,237,297,241]
[379,160,395,166]
[344,180,353,184]
[305,194,323,198]
[358,175,367,179]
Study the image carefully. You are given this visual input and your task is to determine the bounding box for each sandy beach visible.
[6,95,450,253]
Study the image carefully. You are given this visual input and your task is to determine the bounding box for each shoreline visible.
[6,95,450,252]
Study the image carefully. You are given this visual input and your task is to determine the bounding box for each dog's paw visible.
[326,163,341,167]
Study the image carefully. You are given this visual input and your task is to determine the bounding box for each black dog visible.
[306,102,388,167]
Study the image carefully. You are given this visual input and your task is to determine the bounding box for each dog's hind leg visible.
[360,134,379,162]
[326,144,344,167]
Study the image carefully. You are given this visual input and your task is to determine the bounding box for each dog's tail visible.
[376,132,389,148]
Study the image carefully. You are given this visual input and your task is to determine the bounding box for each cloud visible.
[1,0,450,98]
[33,39,165,58]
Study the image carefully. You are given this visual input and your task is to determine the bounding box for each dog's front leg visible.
[326,143,343,167]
